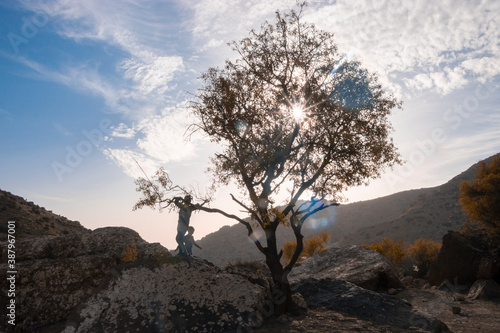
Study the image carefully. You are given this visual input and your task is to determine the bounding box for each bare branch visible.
[194,205,266,254]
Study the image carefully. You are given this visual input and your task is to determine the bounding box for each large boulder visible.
[63,258,268,332]
[428,231,500,286]
[0,227,269,332]
[292,278,450,332]
[288,245,404,291]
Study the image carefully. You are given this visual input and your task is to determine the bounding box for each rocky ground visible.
[255,287,500,333]
[398,287,500,333]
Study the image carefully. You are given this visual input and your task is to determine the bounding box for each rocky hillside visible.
[0,189,89,241]
[339,153,499,245]
[193,153,499,266]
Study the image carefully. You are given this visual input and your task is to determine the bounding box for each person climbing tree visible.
[173,195,196,256]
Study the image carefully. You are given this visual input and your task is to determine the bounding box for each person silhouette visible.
[173,195,196,256]
[184,226,202,256]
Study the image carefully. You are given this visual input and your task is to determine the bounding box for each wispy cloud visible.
[53,122,73,137]
[101,148,161,179]
[7,55,124,111]
[17,0,187,118]
[29,192,74,203]
[0,108,13,123]
[121,55,184,95]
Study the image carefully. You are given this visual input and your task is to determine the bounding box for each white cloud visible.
[102,148,161,179]
[404,67,468,95]
[187,0,295,49]
[136,106,201,163]
[121,55,184,95]
[110,123,136,139]
[461,57,500,82]
[304,0,500,95]
[199,38,224,52]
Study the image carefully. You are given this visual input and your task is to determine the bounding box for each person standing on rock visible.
[184,226,202,256]
[173,195,196,256]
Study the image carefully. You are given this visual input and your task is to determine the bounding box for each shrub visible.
[282,231,330,263]
[407,238,441,274]
[363,237,442,275]
[362,238,407,267]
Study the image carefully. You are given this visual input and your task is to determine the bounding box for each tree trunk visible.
[265,251,294,315]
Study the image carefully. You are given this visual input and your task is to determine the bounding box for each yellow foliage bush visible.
[407,238,441,272]
[282,231,330,263]
[362,238,407,267]
[363,237,442,272]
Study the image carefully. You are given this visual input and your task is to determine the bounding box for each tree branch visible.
[194,205,266,254]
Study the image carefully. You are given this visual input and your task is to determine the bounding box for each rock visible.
[477,256,499,280]
[413,278,428,289]
[438,279,460,293]
[467,279,500,301]
[292,278,450,332]
[225,260,272,291]
[388,288,397,295]
[289,245,404,291]
[452,306,461,314]
[454,294,466,302]
[0,227,269,332]
[428,231,500,286]
[291,293,308,312]
[401,275,415,287]
[65,258,268,332]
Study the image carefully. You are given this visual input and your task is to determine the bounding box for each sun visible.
[292,104,304,121]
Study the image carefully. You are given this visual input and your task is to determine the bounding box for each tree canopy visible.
[192,9,401,210]
[460,154,500,243]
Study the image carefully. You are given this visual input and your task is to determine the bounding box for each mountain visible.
[0,189,90,241]
[193,153,499,267]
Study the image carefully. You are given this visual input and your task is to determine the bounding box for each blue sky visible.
[1,0,499,249]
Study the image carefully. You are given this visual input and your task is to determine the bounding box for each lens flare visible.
[322,50,357,87]
[248,228,264,245]
[235,120,249,136]
[304,205,337,231]
[322,54,348,87]
[292,104,304,121]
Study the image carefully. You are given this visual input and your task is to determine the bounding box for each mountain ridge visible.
[193,153,499,266]
[0,189,89,241]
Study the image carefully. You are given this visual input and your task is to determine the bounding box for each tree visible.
[460,155,500,243]
[135,3,401,314]
[282,230,330,263]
